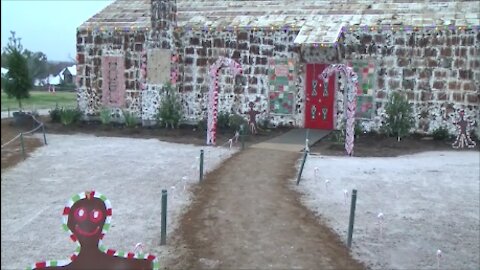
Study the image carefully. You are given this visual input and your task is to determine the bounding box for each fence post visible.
[20,133,26,160]
[42,124,47,145]
[199,149,204,182]
[160,189,167,245]
[8,107,10,118]
[240,124,245,150]
[296,150,309,185]
[347,189,358,248]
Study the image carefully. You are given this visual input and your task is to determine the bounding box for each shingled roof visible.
[79,0,480,44]
[79,0,150,29]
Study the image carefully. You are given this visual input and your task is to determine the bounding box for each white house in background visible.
[1,67,8,77]
[60,65,76,84]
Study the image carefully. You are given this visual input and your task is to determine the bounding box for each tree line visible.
[1,31,75,110]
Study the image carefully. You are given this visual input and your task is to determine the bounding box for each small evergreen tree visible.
[3,31,32,111]
[157,83,183,128]
[382,92,414,141]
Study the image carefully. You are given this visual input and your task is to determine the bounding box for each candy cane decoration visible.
[320,64,359,156]
[139,51,147,90]
[207,57,243,145]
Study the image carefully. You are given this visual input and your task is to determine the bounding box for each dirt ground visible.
[1,118,44,171]
[167,148,366,269]
[38,116,290,147]
[310,132,473,157]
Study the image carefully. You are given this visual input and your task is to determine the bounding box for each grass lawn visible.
[1,90,77,111]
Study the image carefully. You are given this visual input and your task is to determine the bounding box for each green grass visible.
[1,90,77,111]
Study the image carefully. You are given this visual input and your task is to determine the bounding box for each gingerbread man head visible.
[63,191,112,249]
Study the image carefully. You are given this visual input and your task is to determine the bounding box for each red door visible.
[305,63,335,129]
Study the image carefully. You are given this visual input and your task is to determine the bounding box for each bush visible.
[217,111,230,130]
[197,118,207,134]
[432,126,450,140]
[99,107,112,125]
[157,83,183,128]
[122,109,137,128]
[382,92,414,141]
[49,106,62,123]
[228,114,248,132]
[59,108,81,126]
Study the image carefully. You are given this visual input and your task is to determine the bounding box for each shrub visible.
[49,106,62,123]
[217,111,230,130]
[228,114,248,132]
[432,126,450,140]
[122,109,137,128]
[99,107,112,125]
[157,83,183,128]
[354,121,363,137]
[197,118,207,134]
[59,108,81,126]
[382,92,414,141]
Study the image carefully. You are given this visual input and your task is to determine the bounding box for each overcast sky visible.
[1,0,114,62]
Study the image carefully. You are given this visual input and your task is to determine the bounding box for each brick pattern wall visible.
[76,29,148,116]
[340,28,479,135]
[76,1,479,136]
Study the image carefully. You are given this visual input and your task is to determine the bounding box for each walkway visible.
[172,142,364,269]
[252,128,330,152]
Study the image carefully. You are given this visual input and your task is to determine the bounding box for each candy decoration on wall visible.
[207,57,242,145]
[139,50,148,90]
[452,110,476,149]
[28,191,159,270]
[320,64,359,156]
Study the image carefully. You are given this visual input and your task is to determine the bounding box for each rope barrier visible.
[1,113,46,149]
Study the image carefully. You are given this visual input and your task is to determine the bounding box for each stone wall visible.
[339,28,479,135]
[76,29,148,118]
[175,28,303,126]
[76,1,479,137]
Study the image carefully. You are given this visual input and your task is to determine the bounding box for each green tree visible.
[23,49,48,83]
[382,92,414,141]
[3,31,32,111]
[157,83,183,128]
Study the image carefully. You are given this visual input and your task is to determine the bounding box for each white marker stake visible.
[378,212,384,239]
[229,138,233,149]
[436,249,442,269]
[325,179,330,191]
[343,189,348,205]
[134,242,144,253]
[305,139,310,152]
[182,176,187,191]
[314,167,320,181]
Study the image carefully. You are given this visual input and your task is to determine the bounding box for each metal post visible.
[347,189,358,248]
[199,150,204,182]
[239,124,245,150]
[42,124,47,145]
[8,107,10,118]
[296,150,309,185]
[160,189,167,245]
[20,133,26,160]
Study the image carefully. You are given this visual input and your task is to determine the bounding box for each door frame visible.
[304,63,338,130]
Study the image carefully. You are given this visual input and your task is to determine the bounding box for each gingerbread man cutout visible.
[28,191,159,270]
[452,110,476,149]
[246,102,261,134]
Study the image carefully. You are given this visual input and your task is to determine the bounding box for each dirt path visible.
[171,148,365,269]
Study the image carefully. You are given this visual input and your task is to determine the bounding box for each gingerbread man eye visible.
[74,207,87,222]
[90,209,103,223]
